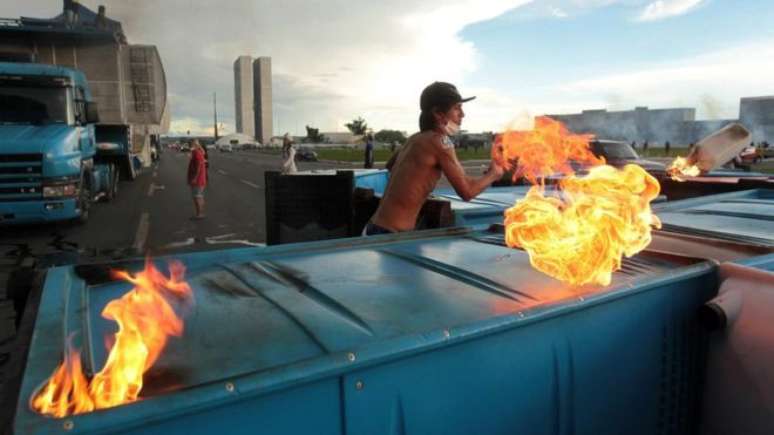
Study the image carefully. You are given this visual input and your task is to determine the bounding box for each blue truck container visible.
[12,226,718,434]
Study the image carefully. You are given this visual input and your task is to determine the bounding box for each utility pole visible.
[213,92,219,141]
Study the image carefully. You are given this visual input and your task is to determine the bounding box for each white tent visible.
[216,133,260,146]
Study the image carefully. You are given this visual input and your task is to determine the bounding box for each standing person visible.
[664,141,671,155]
[187,139,207,219]
[364,132,375,169]
[281,133,297,174]
[364,82,504,235]
[95,5,108,30]
[643,140,649,153]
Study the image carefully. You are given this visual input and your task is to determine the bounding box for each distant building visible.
[547,107,695,145]
[253,57,273,145]
[546,96,774,146]
[233,56,254,138]
[739,96,774,143]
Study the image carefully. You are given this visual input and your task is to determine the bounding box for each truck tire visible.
[106,164,119,201]
[77,173,92,224]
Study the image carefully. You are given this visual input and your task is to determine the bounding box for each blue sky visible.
[464,0,774,93]
[2,0,773,136]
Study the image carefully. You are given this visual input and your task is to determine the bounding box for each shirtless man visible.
[365,82,504,235]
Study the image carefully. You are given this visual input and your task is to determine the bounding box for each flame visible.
[500,118,661,286]
[667,156,701,181]
[31,259,192,418]
[494,116,604,184]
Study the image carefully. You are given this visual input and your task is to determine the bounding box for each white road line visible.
[147,183,155,197]
[240,179,261,189]
[218,169,227,175]
[133,212,150,254]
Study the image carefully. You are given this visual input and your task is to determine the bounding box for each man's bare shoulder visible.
[407,131,449,150]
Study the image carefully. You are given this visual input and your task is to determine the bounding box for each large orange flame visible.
[667,156,701,181]
[500,117,661,286]
[495,116,604,185]
[31,259,192,418]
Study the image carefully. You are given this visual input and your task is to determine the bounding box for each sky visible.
[1,0,773,137]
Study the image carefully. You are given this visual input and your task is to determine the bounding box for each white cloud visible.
[0,1,535,135]
[551,38,774,119]
[637,0,704,21]
[550,7,569,18]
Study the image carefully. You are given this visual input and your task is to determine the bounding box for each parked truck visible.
[0,4,167,223]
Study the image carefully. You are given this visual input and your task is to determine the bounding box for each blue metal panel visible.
[0,198,77,223]
[14,227,717,434]
[654,189,774,246]
[353,169,389,194]
[735,253,774,272]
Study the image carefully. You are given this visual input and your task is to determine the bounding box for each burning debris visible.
[496,117,661,287]
[31,259,193,418]
[667,123,751,181]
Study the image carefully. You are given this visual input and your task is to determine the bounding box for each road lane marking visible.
[218,169,227,175]
[240,179,261,189]
[133,212,150,254]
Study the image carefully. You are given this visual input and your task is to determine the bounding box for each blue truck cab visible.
[0,61,115,223]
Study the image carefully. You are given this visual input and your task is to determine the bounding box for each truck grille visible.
[0,154,43,201]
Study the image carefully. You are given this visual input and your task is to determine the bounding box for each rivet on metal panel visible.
[347,352,356,362]
[355,380,364,390]
[225,382,235,393]
[443,329,451,338]
[63,420,74,431]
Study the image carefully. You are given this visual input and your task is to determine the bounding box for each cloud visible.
[1,1,535,135]
[76,0,532,135]
[551,38,774,119]
[636,0,704,21]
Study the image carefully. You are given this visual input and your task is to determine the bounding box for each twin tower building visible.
[233,56,273,145]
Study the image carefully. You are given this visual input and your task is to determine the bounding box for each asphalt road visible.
[0,149,352,271]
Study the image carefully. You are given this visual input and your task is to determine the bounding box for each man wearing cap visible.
[364,82,504,235]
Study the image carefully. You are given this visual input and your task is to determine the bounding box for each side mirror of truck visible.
[85,102,100,124]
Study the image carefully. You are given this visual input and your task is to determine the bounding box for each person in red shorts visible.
[187,139,207,219]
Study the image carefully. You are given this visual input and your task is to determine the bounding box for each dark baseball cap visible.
[420,82,475,112]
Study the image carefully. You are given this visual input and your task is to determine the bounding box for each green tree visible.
[305,125,326,143]
[374,129,407,145]
[345,117,368,135]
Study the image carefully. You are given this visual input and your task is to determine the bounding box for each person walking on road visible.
[281,133,297,174]
[188,139,207,219]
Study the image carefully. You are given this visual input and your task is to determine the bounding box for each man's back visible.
[371,131,443,231]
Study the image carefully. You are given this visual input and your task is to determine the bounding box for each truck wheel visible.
[106,165,119,201]
[77,174,92,224]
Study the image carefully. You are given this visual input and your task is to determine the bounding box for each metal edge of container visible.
[14,227,720,434]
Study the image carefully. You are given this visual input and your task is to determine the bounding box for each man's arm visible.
[435,137,503,201]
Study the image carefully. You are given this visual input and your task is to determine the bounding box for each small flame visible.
[31,259,192,418]
[500,118,661,286]
[667,156,701,181]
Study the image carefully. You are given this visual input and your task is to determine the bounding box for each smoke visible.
[698,94,724,119]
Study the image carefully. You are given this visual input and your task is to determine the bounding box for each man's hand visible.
[487,160,505,179]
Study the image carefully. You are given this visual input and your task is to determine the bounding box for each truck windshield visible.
[593,142,639,160]
[0,85,71,125]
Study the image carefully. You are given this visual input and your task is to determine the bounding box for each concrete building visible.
[547,96,774,146]
[233,56,254,138]
[740,96,774,143]
[548,107,695,145]
[253,57,273,145]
